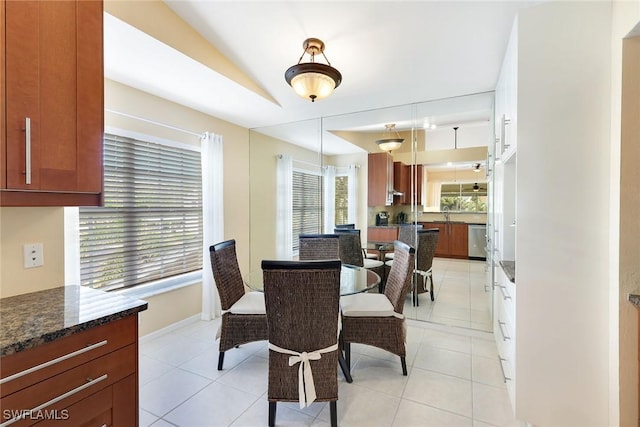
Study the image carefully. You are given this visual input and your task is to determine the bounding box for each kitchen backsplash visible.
[367,206,487,225]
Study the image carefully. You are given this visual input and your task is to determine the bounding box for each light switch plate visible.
[23,243,44,268]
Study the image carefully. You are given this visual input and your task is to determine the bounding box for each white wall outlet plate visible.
[23,243,44,268]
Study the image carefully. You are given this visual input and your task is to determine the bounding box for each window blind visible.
[79,134,203,291]
[292,170,322,253]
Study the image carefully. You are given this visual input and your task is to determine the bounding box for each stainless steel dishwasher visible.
[468,224,487,260]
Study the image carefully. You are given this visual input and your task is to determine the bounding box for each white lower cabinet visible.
[494,262,516,409]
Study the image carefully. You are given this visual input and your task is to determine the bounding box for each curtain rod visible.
[105,109,204,138]
[277,154,360,170]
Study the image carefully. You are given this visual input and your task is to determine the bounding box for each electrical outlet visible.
[23,243,44,268]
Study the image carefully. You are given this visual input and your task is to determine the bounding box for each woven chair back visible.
[262,259,341,402]
[334,223,355,229]
[209,239,246,311]
[298,234,340,260]
[384,241,416,314]
[397,224,424,248]
[416,229,439,272]
[334,229,364,267]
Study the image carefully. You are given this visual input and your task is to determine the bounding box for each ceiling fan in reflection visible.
[472,183,487,192]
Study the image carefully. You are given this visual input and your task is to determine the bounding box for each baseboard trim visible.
[140,313,203,343]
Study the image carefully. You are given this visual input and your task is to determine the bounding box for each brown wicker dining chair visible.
[413,228,440,305]
[262,259,342,427]
[384,223,423,261]
[334,228,385,292]
[334,226,378,260]
[210,239,267,370]
[340,240,416,376]
[298,234,340,260]
[334,223,355,229]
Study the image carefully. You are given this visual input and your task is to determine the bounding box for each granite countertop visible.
[629,294,640,307]
[0,286,147,356]
[499,260,516,283]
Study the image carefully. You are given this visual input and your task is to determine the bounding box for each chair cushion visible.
[340,293,395,317]
[385,253,395,260]
[365,253,379,260]
[363,258,384,269]
[228,291,266,314]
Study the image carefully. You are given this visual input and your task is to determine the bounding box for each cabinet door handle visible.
[0,374,108,427]
[499,285,511,300]
[0,340,107,385]
[498,320,511,341]
[24,117,32,185]
[498,356,512,382]
[501,114,511,150]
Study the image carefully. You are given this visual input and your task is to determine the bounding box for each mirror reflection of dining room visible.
[249,92,493,331]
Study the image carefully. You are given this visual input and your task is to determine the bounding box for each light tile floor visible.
[139,260,523,427]
[404,258,493,332]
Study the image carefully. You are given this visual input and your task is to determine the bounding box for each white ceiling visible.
[104,1,535,154]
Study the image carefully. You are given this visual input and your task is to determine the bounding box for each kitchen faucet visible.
[443,206,450,222]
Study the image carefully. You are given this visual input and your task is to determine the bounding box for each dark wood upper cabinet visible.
[368,153,393,206]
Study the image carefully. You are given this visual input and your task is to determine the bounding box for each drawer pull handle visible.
[499,285,511,300]
[0,374,108,427]
[0,340,107,385]
[498,320,511,341]
[497,356,512,383]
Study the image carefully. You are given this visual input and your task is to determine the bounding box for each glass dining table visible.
[247,264,381,295]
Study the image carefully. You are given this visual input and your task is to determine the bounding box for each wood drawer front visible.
[368,227,398,243]
[1,316,136,396]
[1,344,135,427]
[32,385,112,427]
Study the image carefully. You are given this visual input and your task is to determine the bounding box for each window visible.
[440,182,487,212]
[79,134,202,291]
[292,169,322,253]
[334,175,349,225]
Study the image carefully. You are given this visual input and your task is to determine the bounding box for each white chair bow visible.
[268,342,338,408]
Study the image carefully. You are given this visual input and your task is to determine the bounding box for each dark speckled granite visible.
[1,286,147,356]
[629,294,640,307]
[499,260,516,283]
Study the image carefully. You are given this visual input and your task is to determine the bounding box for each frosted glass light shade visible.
[285,62,342,102]
[376,139,404,152]
[291,72,336,101]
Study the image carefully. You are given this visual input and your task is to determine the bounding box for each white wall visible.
[515,2,612,425]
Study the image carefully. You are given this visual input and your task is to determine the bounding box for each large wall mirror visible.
[249,92,494,331]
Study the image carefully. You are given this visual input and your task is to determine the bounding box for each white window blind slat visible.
[292,170,323,253]
[79,134,203,291]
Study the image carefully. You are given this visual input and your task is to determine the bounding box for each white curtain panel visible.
[425,178,442,212]
[201,132,224,320]
[276,154,293,260]
[347,164,358,224]
[323,165,336,233]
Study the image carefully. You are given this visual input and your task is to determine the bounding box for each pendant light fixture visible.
[376,124,405,152]
[453,126,459,149]
[285,38,342,102]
